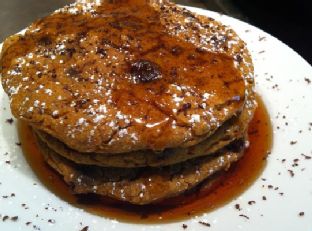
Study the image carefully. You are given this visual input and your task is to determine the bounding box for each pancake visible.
[36,135,245,205]
[33,102,248,167]
[0,0,253,154]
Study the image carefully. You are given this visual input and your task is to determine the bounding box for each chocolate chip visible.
[180,103,191,112]
[235,55,243,63]
[66,67,81,77]
[76,99,90,109]
[130,60,161,83]
[109,21,122,30]
[182,224,188,229]
[171,46,184,56]
[96,48,107,58]
[170,67,178,78]
[38,36,52,46]
[195,47,207,53]
[64,48,76,57]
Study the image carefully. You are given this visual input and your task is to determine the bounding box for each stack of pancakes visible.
[0,0,256,204]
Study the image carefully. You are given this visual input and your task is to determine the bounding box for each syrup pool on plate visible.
[18,95,272,223]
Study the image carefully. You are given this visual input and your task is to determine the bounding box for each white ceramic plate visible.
[1,6,312,231]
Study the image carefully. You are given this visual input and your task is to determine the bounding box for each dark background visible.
[0,0,311,64]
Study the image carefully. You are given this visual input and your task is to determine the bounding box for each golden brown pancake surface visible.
[0,0,253,154]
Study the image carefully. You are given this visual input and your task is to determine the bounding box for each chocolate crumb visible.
[48,219,55,224]
[262,196,267,201]
[2,215,9,221]
[33,224,41,230]
[15,142,22,146]
[299,212,304,216]
[26,222,32,225]
[304,78,311,84]
[11,216,18,221]
[239,214,250,219]
[5,161,11,164]
[290,141,297,145]
[235,204,241,211]
[268,185,273,189]
[248,201,256,205]
[5,118,14,124]
[279,192,284,196]
[288,170,295,177]
[301,154,311,160]
[199,221,211,227]
[81,226,89,231]
[182,224,188,229]
[259,36,266,41]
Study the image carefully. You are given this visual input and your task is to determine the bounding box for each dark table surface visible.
[0,0,311,64]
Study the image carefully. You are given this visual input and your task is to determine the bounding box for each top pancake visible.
[0,0,253,153]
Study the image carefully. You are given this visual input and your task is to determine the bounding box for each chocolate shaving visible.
[11,216,18,221]
[198,221,211,227]
[239,214,249,219]
[5,118,14,124]
[81,226,89,231]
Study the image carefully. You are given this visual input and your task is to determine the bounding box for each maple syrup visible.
[18,95,272,223]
